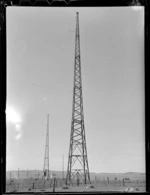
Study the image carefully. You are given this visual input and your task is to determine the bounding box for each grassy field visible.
[6,178,146,193]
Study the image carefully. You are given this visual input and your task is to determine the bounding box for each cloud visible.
[16,124,21,130]
[6,107,21,123]
[15,133,22,140]
[15,123,22,140]
[6,106,22,140]
[43,97,47,101]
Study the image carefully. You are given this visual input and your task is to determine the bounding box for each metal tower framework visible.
[43,114,50,180]
[66,12,90,185]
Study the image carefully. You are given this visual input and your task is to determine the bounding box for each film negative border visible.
[0,0,146,7]
[0,1,148,194]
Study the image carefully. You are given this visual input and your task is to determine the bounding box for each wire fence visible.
[6,177,146,192]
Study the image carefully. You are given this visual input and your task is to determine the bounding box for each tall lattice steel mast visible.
[66,12,90,185]
[43,114,50,180]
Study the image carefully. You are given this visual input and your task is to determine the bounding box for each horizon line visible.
[6,169,145,174]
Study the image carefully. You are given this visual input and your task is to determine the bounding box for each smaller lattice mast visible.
[43,114,50,180]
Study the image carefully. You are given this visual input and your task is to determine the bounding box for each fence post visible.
[56,178,57,187]
[77,178,80,186]
[123,178,125,187]
[32,182,34,189]
[51,179,53,188]
[107,177,109,184]
[44,180,45,188]
[53,178,56,192]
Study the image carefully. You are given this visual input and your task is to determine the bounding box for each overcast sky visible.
[6,7,144,173]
